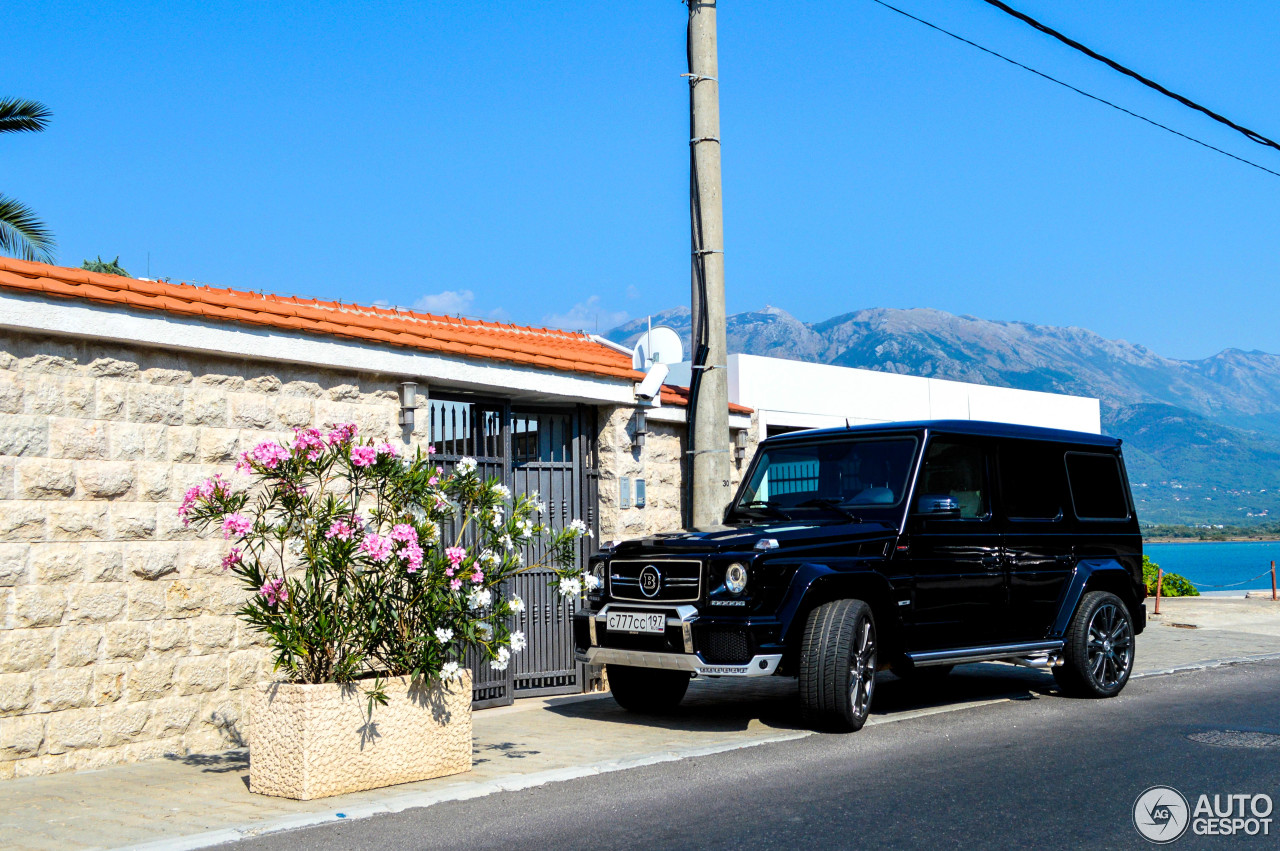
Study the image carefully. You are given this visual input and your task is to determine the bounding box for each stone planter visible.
[249,672,472,800]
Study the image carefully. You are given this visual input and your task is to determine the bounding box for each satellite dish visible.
[633,326,684,370]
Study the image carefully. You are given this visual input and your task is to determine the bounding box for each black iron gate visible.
[426,395,598,707]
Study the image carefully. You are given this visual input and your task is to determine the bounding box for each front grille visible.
[697,627,754,665]
[608,559,701,603]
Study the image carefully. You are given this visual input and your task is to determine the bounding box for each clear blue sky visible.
[6,1,1279,359]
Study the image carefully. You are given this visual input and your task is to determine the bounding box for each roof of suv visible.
[768,419,1121,448]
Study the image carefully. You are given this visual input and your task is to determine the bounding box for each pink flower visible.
[445,567,455,577]
[428,476,439,486]
[350,446,377,468]
[377,442,398,457]
[178,474,231,526]
[403,542,424,572]
[446,546,466,568]
[390,524,417,544]
[471,570,484,584]
[221,548,242,572]
[222,513,252,539]
[291,427,326,461]
[325,519,355,541]
[359,533,393,563]
[426,445,436,455]
[450,578,463,591]
[247,441,291,470]
[326,422,358,446]
[260,577,288,606]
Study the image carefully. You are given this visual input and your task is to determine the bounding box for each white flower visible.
[517,518,534,538]
[476,621,493,640]
[434,627,454,643]
[409,505,427,521]
[488,509,505,530]
[456,457,477,474]
[558,576,583,598]
[499,534,514,552]
[583,573,602,591]
[480,549,500,567]
[287,538,305,557]
[534,501,547,514]
[467,587,493,611]
[568,518,591,538]
[509,595,525,614]
[440,661,461,681]
[421,520,440,542]
[492,484,511,500]
[490,646,511,672]
[510,631,526,653]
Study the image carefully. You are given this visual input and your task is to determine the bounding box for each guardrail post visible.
[1271,560,1276,602]
[1155,567,1163,615]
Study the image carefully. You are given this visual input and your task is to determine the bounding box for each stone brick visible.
[128,659,177,701]
[0,371,22,413]
[190,616,237,653]
[245,375,282,394]
[29,543,84,583]
[51,417,110,460]
[14,753,73,777]
[0,715,45,759]
[0,456,14,499]
[56,625,103,667]
[282,380,325,398]
[150,620,189,652]
[127,582,168,620]
[155,504,201,543]
[48,502,108,540]
[104,624,148,666]
[108,503,156,541]
[328,384,362,401]
[167,427,198,462]
[127,384,184,425]
[127,543,180,580]
[276,397,314,428]
[26,375,94,417]
[0,672,36,715]
[45,708,101,754]
[108,421,166,461]
[178,656,227,695]
[185,388,228,426]
[135,462,173,501]
[14,458,76,498]
[0,414,49,456]
[197,427,240,463]
[67,585,127,623]
[0,544,28,586]
[184,540,229,577]
[100,704,150,747]
[17,350,78,375]
[165,580,205,618]
[145,695,200,738]
[35,667,94,711]
[229,394,276,429]
[13,586,67,628]
[88,357,138,380]
[143,367,191,386]
[0,628,56,673]
[84,543,124,582]
[95,379,127,420]
[94,663,127,704]
[0,503,46,540]
[229,649,270,689]
[78,461,136,499]
[197,372,245,391]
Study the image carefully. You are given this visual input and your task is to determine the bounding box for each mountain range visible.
[606,306,1280,527]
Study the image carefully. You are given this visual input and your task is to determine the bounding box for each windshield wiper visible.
[794,498,866,523]
[733,500,792,521]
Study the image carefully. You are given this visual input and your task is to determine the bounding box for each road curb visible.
[1132,651,1280,679]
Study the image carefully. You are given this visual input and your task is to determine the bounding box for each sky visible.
[5,1,1280,360]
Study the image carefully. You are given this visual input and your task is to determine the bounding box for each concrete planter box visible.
[249,673,473,800]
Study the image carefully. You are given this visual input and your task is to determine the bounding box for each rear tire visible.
[607,665,690,714]
[799,599,878,732]
[1053,591,1135,698]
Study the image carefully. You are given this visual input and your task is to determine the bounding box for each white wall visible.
[668,354,1100,436]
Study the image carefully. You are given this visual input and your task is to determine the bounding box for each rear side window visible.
[999,441,1066,520]
[1065,452,1130,520]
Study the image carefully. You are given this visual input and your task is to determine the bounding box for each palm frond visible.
[0,98,52,134]
[0,194,56,263]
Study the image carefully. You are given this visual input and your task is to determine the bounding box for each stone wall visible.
[0,330,424,779]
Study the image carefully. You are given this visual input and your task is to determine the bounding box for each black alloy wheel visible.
[800,599,878,732]
[1054,590,1135,698]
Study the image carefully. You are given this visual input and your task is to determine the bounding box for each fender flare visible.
[775,562,899,648]
[1049,559,1139,638]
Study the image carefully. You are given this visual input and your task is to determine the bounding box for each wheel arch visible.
[1051,560,1144,638]
[777,563,901,672]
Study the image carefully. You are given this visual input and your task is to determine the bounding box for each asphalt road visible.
[231,660,1280,850]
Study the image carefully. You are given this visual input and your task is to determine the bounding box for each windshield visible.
[729,437,918,523]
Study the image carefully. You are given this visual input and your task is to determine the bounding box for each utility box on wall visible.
[620,476,631,509]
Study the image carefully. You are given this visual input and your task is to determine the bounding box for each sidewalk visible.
[4,597,1279,851]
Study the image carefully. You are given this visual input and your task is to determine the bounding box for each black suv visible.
[574,420,1145,731]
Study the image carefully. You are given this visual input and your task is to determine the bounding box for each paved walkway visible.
[3,597,1279,851]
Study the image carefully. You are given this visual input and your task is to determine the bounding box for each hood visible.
[608,519,896,556]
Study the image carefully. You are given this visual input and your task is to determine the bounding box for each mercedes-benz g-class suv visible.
[574,420,1145,731]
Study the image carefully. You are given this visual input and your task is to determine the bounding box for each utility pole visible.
[686,0,732,529]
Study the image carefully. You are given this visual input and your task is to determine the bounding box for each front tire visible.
[1054,591,1135,698]
[607,665,690,714]
[800,599,878,732]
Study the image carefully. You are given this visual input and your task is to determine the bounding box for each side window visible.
[1065,452,1130,520]
[999,441,1066,521]
[917,440,989,520]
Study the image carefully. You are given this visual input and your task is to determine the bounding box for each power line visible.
[868,0,1280,180]
[977,0,1280,154]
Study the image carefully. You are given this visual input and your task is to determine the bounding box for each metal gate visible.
[425,396,598,707]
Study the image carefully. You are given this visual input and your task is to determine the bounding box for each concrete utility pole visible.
[686,0,732,529]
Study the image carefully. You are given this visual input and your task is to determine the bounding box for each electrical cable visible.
[977,0,1280,154]
[869,0,1280,180]
[685,8,713,528]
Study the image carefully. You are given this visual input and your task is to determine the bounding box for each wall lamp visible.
[399,382,420,431]
[733,428,748,462]
[631,409,649,451]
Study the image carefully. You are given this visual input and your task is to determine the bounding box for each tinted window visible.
[734,437,917,513]
[1066,452,1130,520]
[916,440,989,520]
[1000,441,1067,520]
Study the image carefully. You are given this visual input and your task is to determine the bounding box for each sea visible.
[1144,540,1280,596]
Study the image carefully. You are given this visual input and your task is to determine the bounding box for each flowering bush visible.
[180,423,591,686]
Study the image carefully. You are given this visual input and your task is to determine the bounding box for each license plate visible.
[606,611,667,634]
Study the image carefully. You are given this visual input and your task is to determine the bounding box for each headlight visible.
[588,562,606,592]
[725,563,748,595]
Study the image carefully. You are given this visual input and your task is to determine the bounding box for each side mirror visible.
[915,493,960,517]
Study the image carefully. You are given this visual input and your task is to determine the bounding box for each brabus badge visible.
[639,565,662,598]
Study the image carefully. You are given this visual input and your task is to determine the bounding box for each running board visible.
[906,640,1064,668]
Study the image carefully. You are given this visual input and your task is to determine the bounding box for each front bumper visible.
[576,646,782,677]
